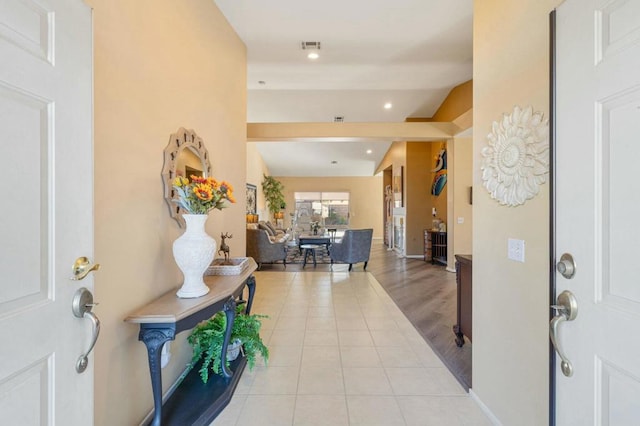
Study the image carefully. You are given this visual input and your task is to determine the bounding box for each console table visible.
[125,259,257,426]
[453,255,472,347]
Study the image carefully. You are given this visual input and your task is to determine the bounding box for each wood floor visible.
[257,240,472,390]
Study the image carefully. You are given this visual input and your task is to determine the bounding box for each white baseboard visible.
[405,254,424,259]
[469,389,503,426]
[446,266,456,273]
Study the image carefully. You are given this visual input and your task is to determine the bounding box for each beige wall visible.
[473,0,560,424]
[276,176,384,237]
[90,1,246,424]
[452,136,473,256]
[405,142,449,256]
[432,80,473,122]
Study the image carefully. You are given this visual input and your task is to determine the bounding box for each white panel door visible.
[0,0,94,424]
[555,0,640,424]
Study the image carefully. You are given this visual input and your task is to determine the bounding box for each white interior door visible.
[0,0,94,424]
[555,0,640,424]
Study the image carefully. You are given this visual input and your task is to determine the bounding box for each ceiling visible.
[214,0,473,176]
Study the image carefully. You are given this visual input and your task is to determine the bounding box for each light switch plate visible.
[457,217,464,224]
[508,238,525,262]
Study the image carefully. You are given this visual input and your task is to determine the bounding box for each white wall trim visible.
[469,389,503,426]
[405,254,424,259]
[446,266,456,273]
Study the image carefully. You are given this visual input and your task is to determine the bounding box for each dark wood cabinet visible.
[424,230,447,266]
[453,254,472,347]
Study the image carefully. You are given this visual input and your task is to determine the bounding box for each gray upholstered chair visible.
[329,228,373,271]
[246,229,287,270]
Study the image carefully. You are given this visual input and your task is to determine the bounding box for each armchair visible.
[329,229,373,271]
[246,229,287,270]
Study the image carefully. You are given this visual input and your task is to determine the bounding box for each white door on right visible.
[555,0,640,424]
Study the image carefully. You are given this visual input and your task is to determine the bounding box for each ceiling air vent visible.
[301,41,321,50]
[334,116,345,122]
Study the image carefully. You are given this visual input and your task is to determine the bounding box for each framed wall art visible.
[246,183,257,215]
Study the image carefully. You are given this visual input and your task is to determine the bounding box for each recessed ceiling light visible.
[258,80,266,85]
[366,149,373,154]
[384,102,393,109]
[307,52,319,60]
[331,160,338,164]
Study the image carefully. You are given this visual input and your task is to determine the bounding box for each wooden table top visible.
[124,258,257,324]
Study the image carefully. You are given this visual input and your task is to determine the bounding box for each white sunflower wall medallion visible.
[480,105,549,207]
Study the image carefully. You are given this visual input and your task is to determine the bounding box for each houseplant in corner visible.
[171,175,236,298]
[187,305,269,384]
[261,174,286,219]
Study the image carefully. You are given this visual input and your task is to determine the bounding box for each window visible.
[294,192,350,229]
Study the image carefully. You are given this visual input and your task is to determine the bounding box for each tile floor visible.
[210,271,492,426]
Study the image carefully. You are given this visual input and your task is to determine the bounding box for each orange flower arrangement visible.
[172,175,236,214]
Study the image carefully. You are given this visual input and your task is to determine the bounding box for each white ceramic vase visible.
[173,214,216,298]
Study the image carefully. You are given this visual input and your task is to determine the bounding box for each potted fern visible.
[187,305,269,383]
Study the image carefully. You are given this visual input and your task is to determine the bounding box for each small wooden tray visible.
[206,257,250,276]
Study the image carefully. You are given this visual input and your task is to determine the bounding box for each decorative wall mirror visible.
[162,127,212,226]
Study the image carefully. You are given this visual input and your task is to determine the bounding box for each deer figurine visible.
[218,232,233,264]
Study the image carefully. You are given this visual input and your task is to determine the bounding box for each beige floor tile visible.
[338,330,374,346]
[411,344,445,368]
[259,328,274,345]
[293,395,349,426]
[376,346,422,368]
[232,269,489,425]
[370,330,410,347]
[297,365,344,395]
[305,316,337,330]
[396,395,463,426]
[346,395,406,425]
[365,316,400,330]
[343,367,393,395]
[445,396,493,425]
[258,315,278,330]
[301,345,340,367]
[269,329,305,346]
[276,315,307,330]
[431,368,466,395]
[340,346,381,368]
[307,306,334,318]
[234,395,296,426]
[234,367,257,395]
[386,367,453,396]
[209,394,246,426]
[249,366,299,395]
[308,293,333,307]
[304,329,339,346]
[335,316,368,330]
[279,305,310,317]
[264,345,302,367]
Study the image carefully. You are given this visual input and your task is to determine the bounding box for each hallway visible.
[210,266,488,425]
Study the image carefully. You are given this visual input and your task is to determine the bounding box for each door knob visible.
[549,290,578,377]
[556,253,576,279]
[70,256,100,281]
[72,287,101,373]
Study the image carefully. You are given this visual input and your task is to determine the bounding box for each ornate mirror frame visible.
[161,127,212,226]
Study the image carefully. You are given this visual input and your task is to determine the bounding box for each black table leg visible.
[140,327,176,426]
[245,275,256,315]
